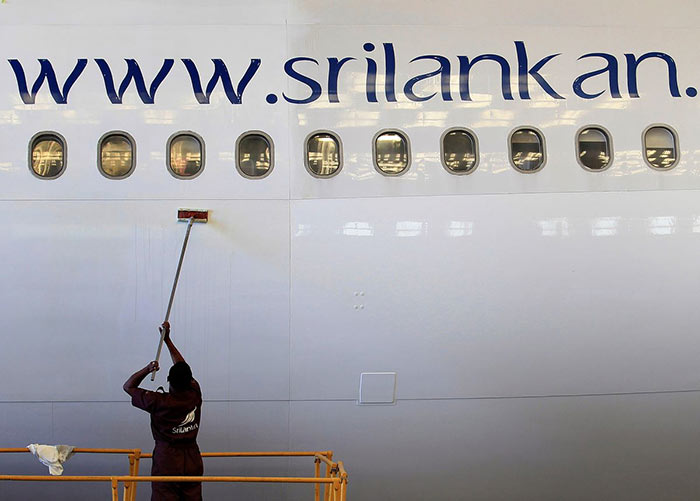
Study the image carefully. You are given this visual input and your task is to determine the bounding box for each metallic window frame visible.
[304,130,344,179]
[439,127,479,176]
[28,131,67,180]
[642,123,680,171]
[166,131,206,180]
[508,126,547,174]
[372,128,411,177]
[97,130,137,180]
[575,125,614,173]
[235,130,275,180]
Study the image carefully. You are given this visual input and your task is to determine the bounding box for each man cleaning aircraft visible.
[123,322,203,501]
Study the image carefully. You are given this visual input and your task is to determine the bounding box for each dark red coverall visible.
[130,380,203,501]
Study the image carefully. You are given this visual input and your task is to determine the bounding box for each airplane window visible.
[236,131,273,179]
[509,128,546,173]
[644,125,678,170]
[577,127,612,171]
[374,130,410,176]
[167,132,204,179]
[305,132,342,177]
[441,129,478,174]
[29,132,66,179]
[98,132,135,179]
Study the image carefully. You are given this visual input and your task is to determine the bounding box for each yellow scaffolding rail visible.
[0,448,348,501]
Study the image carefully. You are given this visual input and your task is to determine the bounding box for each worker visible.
[123,321,203,500]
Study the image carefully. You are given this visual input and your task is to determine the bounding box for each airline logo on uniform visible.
[172,407,198,434]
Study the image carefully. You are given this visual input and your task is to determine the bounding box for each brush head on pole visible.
[177,209,209,223]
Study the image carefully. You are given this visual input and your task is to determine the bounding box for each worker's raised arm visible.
[123,361,159,397]
[160,321,185,364]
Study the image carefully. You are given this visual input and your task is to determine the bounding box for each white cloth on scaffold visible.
[26,444,76,475]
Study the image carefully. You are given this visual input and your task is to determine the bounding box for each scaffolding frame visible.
[0,448,348,500]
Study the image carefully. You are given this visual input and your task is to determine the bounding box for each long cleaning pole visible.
[151,217,195,381]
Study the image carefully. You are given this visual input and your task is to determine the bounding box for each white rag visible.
[26,444,75,475]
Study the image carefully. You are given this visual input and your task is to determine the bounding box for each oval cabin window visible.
[644,126,678,170]
[510,128,545,173]
[167,132,204,179]
[306,132,342,177]
[577,127,612,171]
[441,129,478,174]
[374,130,410,176]
[236,132,273,179]
[99,132,135,179]
[29,132,66,179]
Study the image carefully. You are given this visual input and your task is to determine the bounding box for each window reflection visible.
[647,216,676,236]
[644,126,677,170]
[169,134,203,178]
[447,221,473,237]
[342,221,374,237]
[295,223,311,237]
[395,221,424,237]
[237,133,272,178]
[306,132,341,177]
[442,129,477,174]
[577,127,611,171]
[538,218,569,237]
[99,133,134,178]
[591,217,620,237]
[510,128,545,172]
[374,131,409,175]
[31,134,65,178]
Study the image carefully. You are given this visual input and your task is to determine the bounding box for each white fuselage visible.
[1,1,700,499]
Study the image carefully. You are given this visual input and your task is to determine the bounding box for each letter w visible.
[8,59,87,104]
[182,59,261,104]
[95,59,174,104]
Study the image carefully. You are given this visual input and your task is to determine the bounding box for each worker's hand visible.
[146,361,159,373]
[159,321,171,340]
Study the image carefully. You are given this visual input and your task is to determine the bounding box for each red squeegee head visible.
[177,209,209,223]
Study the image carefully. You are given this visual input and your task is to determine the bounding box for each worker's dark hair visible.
[167,362,193,392]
